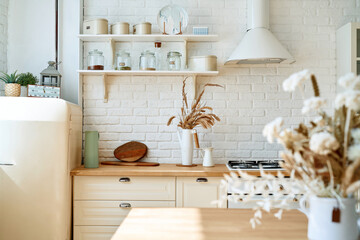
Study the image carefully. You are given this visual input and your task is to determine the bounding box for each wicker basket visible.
[5,83,21,97]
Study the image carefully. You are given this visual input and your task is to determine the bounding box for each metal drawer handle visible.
[196,178,208,183]
[119,203,131,208]
[119,177,130,182]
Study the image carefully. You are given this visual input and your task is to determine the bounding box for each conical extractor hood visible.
[225,0,295,65]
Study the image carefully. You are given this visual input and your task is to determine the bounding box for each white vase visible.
[300,196,359,240]
[177,129,194,166]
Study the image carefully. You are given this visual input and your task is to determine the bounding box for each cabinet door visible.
[74,226,118,240]
[74,200,175,226]
[74,176,176,201]
[176,177,227,208]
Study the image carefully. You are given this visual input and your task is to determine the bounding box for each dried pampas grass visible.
[167,77,223,129]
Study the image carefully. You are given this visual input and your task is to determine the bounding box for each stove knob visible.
[279,184,284,191]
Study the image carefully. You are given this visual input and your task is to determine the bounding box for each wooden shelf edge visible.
[78,34,219,42]
[77,70,219,76]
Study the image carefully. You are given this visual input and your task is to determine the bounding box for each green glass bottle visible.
[84,131,99,168]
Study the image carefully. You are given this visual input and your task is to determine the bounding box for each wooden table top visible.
[71,164,287,177]
[111,208,308,240]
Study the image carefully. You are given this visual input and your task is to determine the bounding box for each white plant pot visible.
[20,86,27,97]
[177,129,194,166]
[300,196,359,240]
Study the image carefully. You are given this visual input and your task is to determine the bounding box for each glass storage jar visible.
[115,51,131,70]
[139,50,156,70]
[167,51,182,71]
[87,49,104,70]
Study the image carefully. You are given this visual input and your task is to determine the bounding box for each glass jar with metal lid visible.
[115,51,131,70]
[87,49,104,70]
[139,50,156,70]
[167,51,182,71]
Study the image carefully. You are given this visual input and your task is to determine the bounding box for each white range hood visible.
[225,0,295,65]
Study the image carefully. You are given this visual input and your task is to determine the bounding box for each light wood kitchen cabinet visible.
[71,165,231,240]
[74,176,176,200]
[74,200,176,226]
[74,226,118,240]
[176,177,227,208]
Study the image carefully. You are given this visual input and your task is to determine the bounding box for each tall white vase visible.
[300,196,359,240]
[177,129,194,166]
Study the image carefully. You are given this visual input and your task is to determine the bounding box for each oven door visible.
[227,194,301,209]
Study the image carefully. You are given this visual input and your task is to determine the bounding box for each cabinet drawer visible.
[74,226,117,240]
[176,177,226,208]
[74,176,176,200]
[74,200,175,226]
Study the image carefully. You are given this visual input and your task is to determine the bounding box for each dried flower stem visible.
[343,108,352,165]
[311,74,320,97]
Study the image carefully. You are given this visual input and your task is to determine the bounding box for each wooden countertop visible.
[111,208,308,240]
[71,164,287,177]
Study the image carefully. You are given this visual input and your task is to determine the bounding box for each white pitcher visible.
[201,147,214,167]
[177,129,194,166]
[300,196,359,240]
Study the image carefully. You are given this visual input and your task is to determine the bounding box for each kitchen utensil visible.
[157,4,188,35]
[200,147,214,167]
[115,51,131,70]
[101,161,159,166]
[167,51,182,71]
[188,55,217,71]
[84,131,99,168]
[114,141,147,162]
[133,22,151,34]
[111,22,129,34]
[139,50,156,70]
[87,49,104,70]
[83,18,108,34]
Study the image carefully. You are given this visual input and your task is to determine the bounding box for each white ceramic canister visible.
[111,22,130,34]
[188,55,217,71]
[133,22,152,35]
[83,18,108,34]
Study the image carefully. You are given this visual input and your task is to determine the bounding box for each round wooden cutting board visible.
[114,141,148,162]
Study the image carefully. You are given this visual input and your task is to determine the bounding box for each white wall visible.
[83,0,360,164]
[7,0,55,85]
[0,0,8,95]
[58,0,81,104]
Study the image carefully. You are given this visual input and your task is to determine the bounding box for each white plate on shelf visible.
[157,4,189,35]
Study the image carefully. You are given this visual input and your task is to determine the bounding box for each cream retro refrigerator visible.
[0,97,82,240]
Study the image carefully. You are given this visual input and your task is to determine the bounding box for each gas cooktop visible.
[226,160,284,171]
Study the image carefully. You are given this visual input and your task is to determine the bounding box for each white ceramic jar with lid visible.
[111,22,130,34]
[133,22,152,34]
[83,19,108,34]
[188,55,217,71]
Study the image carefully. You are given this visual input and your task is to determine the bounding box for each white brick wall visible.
[82,0,360,164]
[0,0,8,95]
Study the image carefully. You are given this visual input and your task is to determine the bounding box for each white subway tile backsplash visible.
[82,0,358,163]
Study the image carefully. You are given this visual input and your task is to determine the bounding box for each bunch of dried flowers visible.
[222,70,360,228]
[167,77,223,129]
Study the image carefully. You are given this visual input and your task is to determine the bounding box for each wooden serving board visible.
[101,161,159,167]
[114,141,147,162]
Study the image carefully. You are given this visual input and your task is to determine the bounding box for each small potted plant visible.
[0,71,21,97]
[17,72,38,96]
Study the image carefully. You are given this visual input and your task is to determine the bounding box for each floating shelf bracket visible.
[101,74,108,103]
[188,74,197,101]
[183,40,188,69]
[109,38,115,69]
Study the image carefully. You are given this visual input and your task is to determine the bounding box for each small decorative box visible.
[27,85,61,98]
[193,26,209,35]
